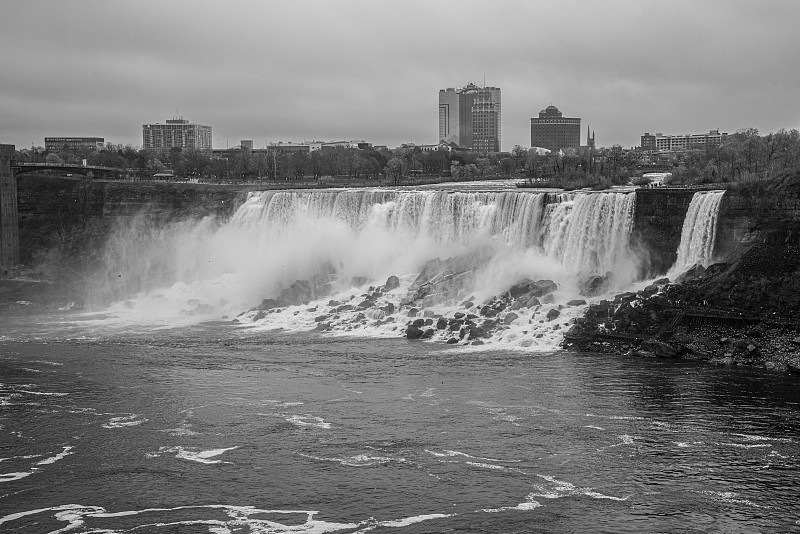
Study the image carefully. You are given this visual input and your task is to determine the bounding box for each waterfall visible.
[98,188,639,332]
[543,192,636,277]
[227,189,635,275]
[670,190,725,275]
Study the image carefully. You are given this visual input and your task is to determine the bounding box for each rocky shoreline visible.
[563,263,800,375]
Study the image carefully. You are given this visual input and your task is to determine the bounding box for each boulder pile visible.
[401,276,562,344]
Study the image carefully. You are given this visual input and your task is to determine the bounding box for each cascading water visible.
[95,188,640,348]
[669,190,725,276]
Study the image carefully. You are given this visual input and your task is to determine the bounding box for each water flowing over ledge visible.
[89,189,641,343]
[669,190,726,276]
[47,187,730,351]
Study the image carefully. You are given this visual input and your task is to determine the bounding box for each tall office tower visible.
[142,118,212,156]
[530,105,581,151]
[438,83,501,152]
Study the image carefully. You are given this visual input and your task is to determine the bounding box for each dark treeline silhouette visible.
[14,143,507,184]
[13,127,800,189]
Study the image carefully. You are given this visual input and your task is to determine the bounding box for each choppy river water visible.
[1,318,799,533]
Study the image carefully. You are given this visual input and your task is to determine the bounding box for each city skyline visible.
[439,83,501,152]
[1,1,800,152]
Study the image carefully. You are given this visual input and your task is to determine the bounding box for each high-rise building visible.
[530,105,581,151]
[438,83,501,152]
[142,118,212,156]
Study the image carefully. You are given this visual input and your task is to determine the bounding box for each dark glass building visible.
[439,83,501,153]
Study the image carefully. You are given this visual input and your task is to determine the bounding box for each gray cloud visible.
[2,0,799,151]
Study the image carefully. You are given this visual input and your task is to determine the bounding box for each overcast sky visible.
[1,0,799,152]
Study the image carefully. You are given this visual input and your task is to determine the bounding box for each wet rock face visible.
[255,276,335,310]
[579,272,612,297]
[676,263,706,283]
[401,275,561,345]
[384,275,400,291]
[630,188,698,277]
[401,269,473,308]
[509,279,558,298]
[406,324,425,339]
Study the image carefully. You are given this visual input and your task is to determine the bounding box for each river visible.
[1,317,799,533]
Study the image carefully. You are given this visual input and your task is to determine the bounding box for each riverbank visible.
[563,247,800,374]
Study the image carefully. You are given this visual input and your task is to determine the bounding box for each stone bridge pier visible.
[0,144,19,272]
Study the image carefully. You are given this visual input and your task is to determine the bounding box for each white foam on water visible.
[159,422,199,436]
[285,415,331,429]
[601,434,636,451]
[0,489,556,532]
[0,454,43,463]
[695,490,765,509]
[146,446,239,464]
[0,504,360,533]
[0,446,74,483]
[585,425,605,431]
[14,389,68,396]
[530,475,630,502]
[722,443,772,449]
[376,513,453,527]
[732,433,794,443]
[298,452,400,467]
[619,434,635,445]
[465,461,507,470]
[102,414,148,429]
[0,471,34,483]
[36,446,74,466]
[480,500,542,513]
[424,449,518,463]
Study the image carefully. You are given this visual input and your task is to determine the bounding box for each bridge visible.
[2,144,137,271]
[10,161,129,178]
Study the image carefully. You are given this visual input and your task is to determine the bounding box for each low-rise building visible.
[641,130,728,152]
[45,137,104,152]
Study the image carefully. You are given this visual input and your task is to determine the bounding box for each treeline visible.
[14,143,512,183]
[662,128,800,187]
[13,127,800,188]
